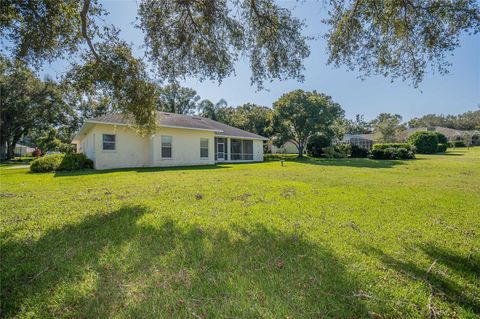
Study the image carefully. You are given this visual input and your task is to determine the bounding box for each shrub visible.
[30,153,94,173]
[307,134,332,157]
[454,141,466,147]
[322,144,351,158]
[370,147,415,160]
[373,143,415,152]
[407,131,439,154]
[30,154,64,173]
[57,153,93,171]
[434,132,448,144]
[436,143,448,153]
[350,144,369,158]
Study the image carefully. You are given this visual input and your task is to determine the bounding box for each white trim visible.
[215,134,268,141]
[159,124,222,133]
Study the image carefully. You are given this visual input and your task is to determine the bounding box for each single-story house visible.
[14,144,35,157]
[72,112,267,170]
[341,134,375,149]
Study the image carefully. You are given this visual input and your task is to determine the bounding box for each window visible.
[102,134,116,150]
[200,138,209,158]
[161,136,172,158]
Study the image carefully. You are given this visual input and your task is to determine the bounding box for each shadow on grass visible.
[1,205,367,318]
[361,245,480,315]
[265,154,406,169]
[53,164,228,177]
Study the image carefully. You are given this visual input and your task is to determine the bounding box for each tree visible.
[272,90,344,157]
[344,114,372,134]
[217,103,273,138]
[408,109,480,130]
[199,99,228,121]
[0,57,70,159]
[157,83,200,114]
[371,113,403,143]
[2,1,478,124]
[326,0,480,87]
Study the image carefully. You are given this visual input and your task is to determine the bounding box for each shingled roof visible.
[86,111,267,140]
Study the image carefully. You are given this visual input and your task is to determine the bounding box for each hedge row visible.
[370,144,416,160]
[30,153,93,173]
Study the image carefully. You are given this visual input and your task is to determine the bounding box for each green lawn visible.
[1,149,479,318]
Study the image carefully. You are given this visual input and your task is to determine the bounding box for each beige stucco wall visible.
[151,127,216,167]
[76,123,264,170]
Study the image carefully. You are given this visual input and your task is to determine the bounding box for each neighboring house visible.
[270,141,300,154]
[14,144,35,157]
[341,134,375,149]
[72,112,267,170]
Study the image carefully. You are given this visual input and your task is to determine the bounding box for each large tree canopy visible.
[272,90,344,157]
[0,56,71,159]
[371,113,404,142]
[2,0,479,123]
[156,83,200,115]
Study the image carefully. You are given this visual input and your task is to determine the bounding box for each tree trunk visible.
[297,145,304,158]
[0,141,6,161]
[6,141,15,160]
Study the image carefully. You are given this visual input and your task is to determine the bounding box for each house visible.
[72,112,267,170]
[341,134,375,149]
[14,144,35,157]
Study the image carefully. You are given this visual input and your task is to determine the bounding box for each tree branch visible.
[80,0,100,62]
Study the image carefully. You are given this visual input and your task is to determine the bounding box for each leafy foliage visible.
[65,40,158,130]
[407,131,439,154]
[437,143,448,153]
[137,0,310,88]
[371,113,403,143]
[408,110,480,130]
[156,83,200,114]
[0,56,71,159]
[326,0,480,86]
[30,153,93,172]
[272,90,344,157]
[370,144,415,160]
[30,154,64,173]
[322,144,351,158]
[306,134,333,157]
[218,103,273,138]
[343,114,373,134]
[57,153,93,171]
[350,144,369,158]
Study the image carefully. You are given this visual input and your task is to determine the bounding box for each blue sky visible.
[42,0,480,121]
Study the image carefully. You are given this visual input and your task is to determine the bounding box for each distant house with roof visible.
[72,111,267,170]
[14,144,35,157]
[341,134,375,149]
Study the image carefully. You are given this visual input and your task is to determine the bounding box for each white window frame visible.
[200,138,209,159]
[102,134,116,152]
[161,135,172,159]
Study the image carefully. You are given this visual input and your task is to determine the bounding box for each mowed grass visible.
[1,149,479,318]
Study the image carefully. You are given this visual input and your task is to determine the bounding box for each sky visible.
[42,0,480,121]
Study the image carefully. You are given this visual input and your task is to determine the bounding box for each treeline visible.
[407,111,480,130]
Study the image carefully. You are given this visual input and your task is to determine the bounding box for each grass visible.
[1,148,479,318]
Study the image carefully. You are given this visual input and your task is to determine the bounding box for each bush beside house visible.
[30,153,93,173]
